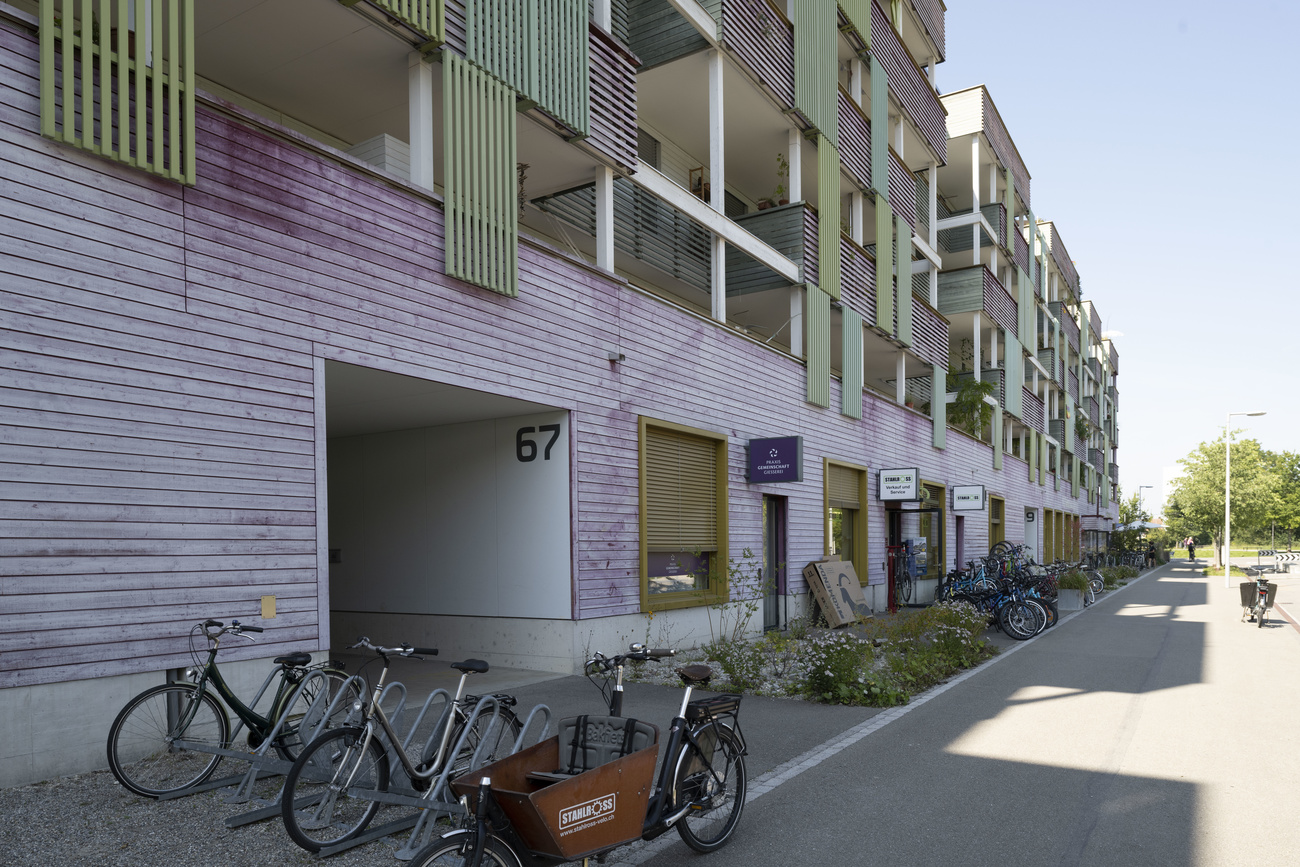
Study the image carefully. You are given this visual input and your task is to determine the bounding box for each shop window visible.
[640,419,728,610]
[825,461,868,581]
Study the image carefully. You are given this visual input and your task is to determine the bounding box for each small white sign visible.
[952,485,985,511]
[878,468,920,501]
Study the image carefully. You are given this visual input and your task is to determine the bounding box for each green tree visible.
[1109,489,1150,553]
[1169,433,1280,566]
[1266,451,1300,550]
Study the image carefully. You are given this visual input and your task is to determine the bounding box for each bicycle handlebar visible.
[348,636,438,658]
[586,644,675,672]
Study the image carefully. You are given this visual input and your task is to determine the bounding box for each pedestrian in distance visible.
[1145,540,1157,570]
[1186,537,1196,560]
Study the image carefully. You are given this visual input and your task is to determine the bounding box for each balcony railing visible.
[838,87,871,191]
[1089,448,1104,471]
[952,368,1004,408]
[1086,395,1099,426]
[1037,347,1058,383]
[1067,369,1079,403]
[1109,341,1119,373]
[1022,388,1044,432]
[871,0,946,161]
[1014,223,1029,274]
[1109,463,1118,483]
[913,170,929,240]
[936,201,1003,254]
[722,0,795,109]
[1085,302,1102,342]
[910,295,948,369]
[587,23,639,171]
[1047,223,1079,294]
[372,0,443,41]
[936,265,1017,337]
[889,150,918,230]
[911,0,945,60]
[841,234,877,324]
[1048,418,1066,445]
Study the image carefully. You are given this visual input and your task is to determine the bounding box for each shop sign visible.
[747,436,802,483]
[952,485,986,511]
[878,468,920,501]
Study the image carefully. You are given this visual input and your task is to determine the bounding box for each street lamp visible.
[1224,411,1266,588]
[1138,485,1153,513]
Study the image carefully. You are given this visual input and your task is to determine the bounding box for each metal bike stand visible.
[157,668,366,803]
[220,671,370,826]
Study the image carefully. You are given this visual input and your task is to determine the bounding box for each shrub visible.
[796,631,874,704]
[1058,570,1090,592]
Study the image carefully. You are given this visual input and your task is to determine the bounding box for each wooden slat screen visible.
[39,0,195,184]
[645,427,717,551]
[537,0,590,135]
[373,0,445,42]
[895,210,912,347]
[468,0,535,97]
[873,193,893,333]
[817,134,841,300]
[793,0,837,148]
[444,53,519,296]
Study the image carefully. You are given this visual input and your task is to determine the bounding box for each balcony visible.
[1044,222,1079,296]
[1050,301,1079,352]
[1014,223,1029,275]
[1067,369,1079,403]
[1086,395,1099,426]
[838,87,872,191]
[1049,418,1066,446]
[1090,448,1104,471]
[911,0,945,60]
[910,295,949,370]
[870,0,946,162]
[936,265,1017,338]
[937,201,1004,254]
[889,151,918,230]
[952,368,1004,408]
[1037,347,1058,383]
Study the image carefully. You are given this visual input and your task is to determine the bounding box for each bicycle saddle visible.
[275,652,313,667]
[453,659,490,674]
[677,664,713,686]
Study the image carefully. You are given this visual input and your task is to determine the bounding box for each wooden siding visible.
[587,23,639,171]
[445,0,468,54]
[1046,222,1079,293]
[979,87,1029,212]
[982,267,1017,336]
[870,0,945,163]
[935,264,1016,338]
[1068,369,1079,402]
[2,15,1113,694]
[1052,301,1079,352]
[1014,221,1029,274]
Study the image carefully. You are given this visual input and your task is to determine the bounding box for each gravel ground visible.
[0,766,458,867]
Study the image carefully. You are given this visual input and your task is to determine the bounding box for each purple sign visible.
[747,436,802,483]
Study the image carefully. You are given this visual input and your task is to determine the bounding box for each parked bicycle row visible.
[105,618,748,865]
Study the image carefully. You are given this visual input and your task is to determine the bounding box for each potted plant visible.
[946,375,995,436]
[1074,415,1089,443]
[1057,570,1089,610]
[904,391,916,409]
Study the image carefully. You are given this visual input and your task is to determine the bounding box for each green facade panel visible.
[932,366,947,449]
[374,0,445,43]
[839,0,872,45]
[793,0,838,148]
[870,55,888,197]
[818,135,842,300]
[841,308,863,419]
[874,194,893,332]
[444,53,519,297]
[806,286,831,408]
[895,212,912,347]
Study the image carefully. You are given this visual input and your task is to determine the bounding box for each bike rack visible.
[157,668,366,806]
[315,692,553,860]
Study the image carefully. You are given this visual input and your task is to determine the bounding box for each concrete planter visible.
[1058,588,1084,611]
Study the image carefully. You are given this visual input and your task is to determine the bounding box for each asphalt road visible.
[612,559,1300,867]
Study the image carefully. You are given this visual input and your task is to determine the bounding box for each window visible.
[825,461,868,581]
[989,495,1005,547]
[640,419,728,610]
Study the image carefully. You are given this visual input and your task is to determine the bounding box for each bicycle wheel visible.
[1035,597,1058,629]
[674,725,747,853]
[1023,599,1048,635]
[270,669,363,761]
[444,706,522,779]
[107,684,230,798]
[1258,604,1267,628]
[1087,571,1105,595]
[410,831,522,867]
[281,726,389,853]
[896,573,913,606]
[990,540,1013,557]
[997,601,1041,640]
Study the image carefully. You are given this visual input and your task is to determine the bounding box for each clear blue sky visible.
[936,0,1299,512]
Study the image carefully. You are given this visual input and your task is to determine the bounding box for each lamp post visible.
[1224,411,1266,588]
[1138,485,1153,514]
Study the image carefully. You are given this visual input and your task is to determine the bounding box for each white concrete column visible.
[851,58,864,105]
[709,49,724,212]
[896,352,907,404]
[851,191,864,245]
[595,165,615,272]
[972,223,980,267]
[927,163,938,249]
[408,52,435,190]
[789,286,804,357]
[712,235,726,322]
[787,128,802,203]
[972,313,982,382]
[987,161,996,207]
[970,135,980,214]
[892,116,904,160]
[990,327,999,368]
[929,268,938,307]
[593,0,611,31]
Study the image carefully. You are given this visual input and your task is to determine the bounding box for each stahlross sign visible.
[877,468,920,501]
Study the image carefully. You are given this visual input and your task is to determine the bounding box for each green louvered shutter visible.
[40,0,196,185]
[818,135,842,300]
[932,366,947,449]
[992,409,1003,470]
[537,0,589,135]
[841,308,862,419]
[793,0,837,148]
[839,0,872,43]
[870,55,889,197]
[874,194,893,332]
[895,212,912,347]
[469,0,536,96]
[444,54,519,297]
[373,0,444,42]
[1003,335,1023,418]
[806,287,831,408]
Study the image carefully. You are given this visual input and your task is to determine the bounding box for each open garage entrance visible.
[322,361,574,668]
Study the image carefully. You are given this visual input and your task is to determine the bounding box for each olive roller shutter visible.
[645,428,717,551]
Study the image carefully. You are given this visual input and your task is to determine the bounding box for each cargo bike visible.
[410,644,748,866]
